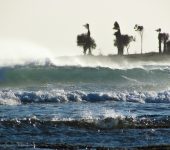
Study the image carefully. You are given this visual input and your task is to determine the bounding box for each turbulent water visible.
[1,55,170,149]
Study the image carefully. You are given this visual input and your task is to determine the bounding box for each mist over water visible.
[0,39,169,68]
[0,39,56,67]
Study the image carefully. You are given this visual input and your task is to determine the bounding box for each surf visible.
[1,89,170,105]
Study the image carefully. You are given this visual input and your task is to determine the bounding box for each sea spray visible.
[0,38,56,67]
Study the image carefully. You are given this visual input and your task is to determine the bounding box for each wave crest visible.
[1,89,170,105]
[0,65,170,87]
[1,115,170,129]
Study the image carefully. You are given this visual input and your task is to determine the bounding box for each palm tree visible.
[167,41,170,53]
[162,33,169,53]
[156,28,169,53]
[156,28,162,53]
[113,22,134,55]
[114,34,135,54]
[77,24,96,55]
[134,24,144,54]
[113,21,123,55]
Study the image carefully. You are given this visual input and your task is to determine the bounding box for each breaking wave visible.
[0,64,170,86]
[1,89,170,105]
[1,115,170,129]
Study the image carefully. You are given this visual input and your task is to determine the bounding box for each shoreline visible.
[57,52,170,65]
[85,52,170,59]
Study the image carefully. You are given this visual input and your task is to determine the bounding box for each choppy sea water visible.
[1,56,170,149]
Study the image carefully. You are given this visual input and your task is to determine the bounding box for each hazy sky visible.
[0,0,170,56]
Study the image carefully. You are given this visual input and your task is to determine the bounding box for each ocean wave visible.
[1,89,170,105]
[1,115,170,129]
[0,65,170,87]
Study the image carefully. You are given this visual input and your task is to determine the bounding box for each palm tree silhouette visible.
[77,24,96,55]
[162,33,169,53]
[134,24,144,54]
[156,28,162,53]
[113,21,123,55]
[114,34,134,55]
[156,28,169,53]
[113,22,134,55]
[167,41,170,53]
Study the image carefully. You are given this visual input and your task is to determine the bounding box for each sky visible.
[0,0,170,57]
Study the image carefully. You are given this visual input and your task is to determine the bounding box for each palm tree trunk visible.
[88,48,92,55]
[83,47,86,55]
[163,40,167,53]
[140,32,143,54]
[159,40,161,53]
[127,45,130,55]
[158,33,162,53]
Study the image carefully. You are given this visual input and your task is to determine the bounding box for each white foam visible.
[0,98,21,105]
[1,89,170,105]
[121,75,142,83]
[0,90,21,105]
[102,109,124,119]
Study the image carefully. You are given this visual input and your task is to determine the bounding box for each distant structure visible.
[77,24,96,55]
[134,24,144,54]
[113,22,134,55]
